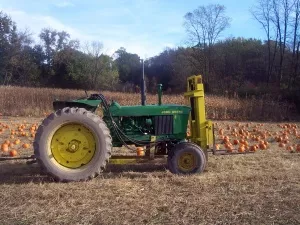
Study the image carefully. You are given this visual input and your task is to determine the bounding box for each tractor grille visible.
[154,115,173,135]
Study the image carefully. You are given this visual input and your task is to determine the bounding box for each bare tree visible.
[251,0,296,87]
[272,0,294,85]
[184,4,231,82]
[184,4,231,47]
[288,0,300,89]
[83,41,118,90]
[83,41,103,58]
[251,0,278,84]
[82,41,104,89]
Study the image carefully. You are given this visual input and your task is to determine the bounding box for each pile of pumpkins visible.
[0,121,38,157]
[215,122,300,153]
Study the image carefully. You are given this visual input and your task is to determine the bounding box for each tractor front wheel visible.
[167,142,207,175]
[34,107,112,182]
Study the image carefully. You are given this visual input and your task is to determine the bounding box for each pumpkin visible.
[225,143,232,149]
[233,139,239,145]
[14,139,21,145]
[136,147,144,156]
[259,143,267,150]
[22,143,30,149]
[1,143,9,152]
[238,145,245,153]
[276,137,282,142]
[9,149,17,157]
[218,129,224,135]
[8,143,14,148]
[226,146,233,153]
[279,142,285,148]
[283,139,289,144]
[249,145,257,152]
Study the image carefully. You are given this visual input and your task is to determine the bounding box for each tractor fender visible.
[53,101,98,112]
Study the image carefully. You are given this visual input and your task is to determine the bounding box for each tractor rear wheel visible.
[34,107,112,182]
[167,142,206,175]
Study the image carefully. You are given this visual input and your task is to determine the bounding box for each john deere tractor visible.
[33,75,215,182]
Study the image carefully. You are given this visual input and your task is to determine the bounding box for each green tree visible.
[114,47,141,84]
[39,28,79,84]
[0,11,40,85]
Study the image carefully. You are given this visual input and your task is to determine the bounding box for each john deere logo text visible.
[161,110,183,114]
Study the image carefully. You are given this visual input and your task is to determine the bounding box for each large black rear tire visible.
[34,107,112,182]
[168,142,207,175]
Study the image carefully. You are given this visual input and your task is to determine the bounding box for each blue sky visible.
[0,0,265,58]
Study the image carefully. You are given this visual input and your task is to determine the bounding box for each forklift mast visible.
[184,75,214,151]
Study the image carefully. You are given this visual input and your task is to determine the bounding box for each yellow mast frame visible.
[184,75,214,151]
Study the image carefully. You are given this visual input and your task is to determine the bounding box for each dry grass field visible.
[0,85,297,121]
[0,116,300,225]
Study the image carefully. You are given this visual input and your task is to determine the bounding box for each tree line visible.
[0,1,300,107]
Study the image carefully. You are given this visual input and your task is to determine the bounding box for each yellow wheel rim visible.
[177,152,196,172]
[50,123,96,169]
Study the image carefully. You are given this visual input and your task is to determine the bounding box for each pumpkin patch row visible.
[214,122,300,153]
[0,120,36,157]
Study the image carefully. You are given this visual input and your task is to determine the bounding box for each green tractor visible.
[33,75,215,182]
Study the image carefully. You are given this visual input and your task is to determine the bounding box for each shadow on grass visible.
[0,162,53,184]
[0,158,169,184]
[102,160,169,179]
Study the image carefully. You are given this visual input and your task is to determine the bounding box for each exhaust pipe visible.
[141,59,146,105]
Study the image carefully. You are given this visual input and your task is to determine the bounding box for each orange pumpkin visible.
[14,139,21,145]
[227,146,233,153]
[22,143,30,149]
[1,143,9,152]
[9,149,17,157]
[225,143,232,149]
[8,143,14,148]
[259,143,267,150]
[276,137,282,142]
[218,129,224,135]
[283,139,289,144]
[238,145,245,153]
[233,139,239,145]
[279,142,285,148]
[249,145,257,152]
[136,147,145,156]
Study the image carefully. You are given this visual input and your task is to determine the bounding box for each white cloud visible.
[2,8,91,43]
[0,7,173,57]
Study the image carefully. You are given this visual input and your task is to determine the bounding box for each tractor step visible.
[0,155,36,162]
[109,155,166,165]
[209,150,255,155]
